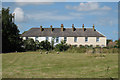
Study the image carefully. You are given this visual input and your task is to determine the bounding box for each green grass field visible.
[2,52,118,78]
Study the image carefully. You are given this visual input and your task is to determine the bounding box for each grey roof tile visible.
[21,28,105,37]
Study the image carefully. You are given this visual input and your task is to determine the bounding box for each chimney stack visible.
[61,24,64,32]
[50,25,53,32]
[40,26,42,31]
[93,24,95,31]
[72,24,74,31]
[82,24,84,31]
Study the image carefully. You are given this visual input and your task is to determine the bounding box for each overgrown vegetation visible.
[39,40,52,51]
[23,38,37,51]
[22,38,118,53]
[55,40,69,51]
[66,47,118,53]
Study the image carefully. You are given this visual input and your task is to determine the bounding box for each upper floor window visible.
[56,37,59,43]
[96,37,99,42]
[74,37,77,42]
[64,37,67,42]
[85,37,88,42]
[46,37,49,41]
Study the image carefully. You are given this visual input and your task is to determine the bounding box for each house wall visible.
[65,37,106,47]
[22,37,106,47]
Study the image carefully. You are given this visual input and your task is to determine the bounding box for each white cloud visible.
[13,7,25,22]
[66,2,111,11]
[95,17,117,27]
[69,11,107,17]
[15,2,54,6]
[3,0,66,2]
[26,11,79,21]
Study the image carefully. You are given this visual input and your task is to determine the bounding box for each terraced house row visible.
[21,24,106,47]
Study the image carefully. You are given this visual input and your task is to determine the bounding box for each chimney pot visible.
[40,26,42,31]
[50,25,53,32]
[82,24,84,31]
[61,24,64,32]
[72,24,74,31]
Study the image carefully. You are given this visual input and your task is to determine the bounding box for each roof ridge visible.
[31,27,93,29]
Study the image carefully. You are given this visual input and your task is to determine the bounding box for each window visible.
[46,37,49,41]
[56,37,59,43]
[64,37,67,42]
[35,37,38,41]
[74,37,77,42]
[85,37,88,42]
[101,45,105,47]
[26,37,28,40]
[96,37,99,42]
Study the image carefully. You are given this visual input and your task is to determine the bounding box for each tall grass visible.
[66,47,118,53]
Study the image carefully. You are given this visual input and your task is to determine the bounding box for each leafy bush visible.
[35,40,40,49]
[55,41,69,51]
[39,40,52,51]
[23,38,36,51]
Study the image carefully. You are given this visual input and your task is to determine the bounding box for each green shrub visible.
[35,40,40,49]
[23,38,37,51]
[55,41,69,51]
[39,40,52,51]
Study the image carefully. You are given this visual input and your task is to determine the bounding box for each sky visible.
[2,2,118,41]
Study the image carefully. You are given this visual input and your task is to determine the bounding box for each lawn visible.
[2,52,118,78]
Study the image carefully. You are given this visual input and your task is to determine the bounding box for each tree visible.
[106,39,113,46]
[0,11,2,53]
[51,37,55,50]
[2,7,23,53]
[115,39,120,48]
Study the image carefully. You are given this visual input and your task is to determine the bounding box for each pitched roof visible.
[21,28,105,37]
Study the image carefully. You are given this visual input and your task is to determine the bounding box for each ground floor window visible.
[64,37,67,42]
[46,37,49,41]
[74,37,77,42]
[35,37,38,41]
[26,37,28,40]
[56,37,59,43]
[85,37,88,42]
[96,37,99,42]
